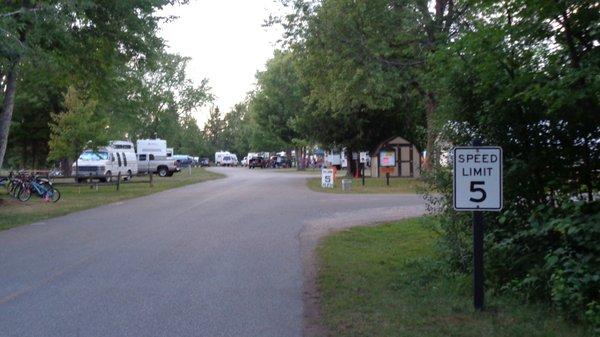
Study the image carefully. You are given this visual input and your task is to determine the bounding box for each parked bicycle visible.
[17,175,60,202]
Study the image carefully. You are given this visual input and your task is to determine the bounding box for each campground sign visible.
[453,147,503,211]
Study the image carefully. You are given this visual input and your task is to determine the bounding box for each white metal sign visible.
[321,168,334,188]
[453,147,503,211]
[359,152,368,163]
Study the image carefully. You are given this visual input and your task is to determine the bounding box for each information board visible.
[453,147,503,211]
[379,150,396,167]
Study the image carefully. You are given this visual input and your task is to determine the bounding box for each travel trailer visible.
[215,151,237,166]
[73,141,138,182]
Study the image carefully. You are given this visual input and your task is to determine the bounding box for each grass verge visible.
[317,217,590,337]
[308,176,423,194]
[0,167,223,231]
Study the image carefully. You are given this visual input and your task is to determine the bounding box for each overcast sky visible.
[158,0,285,128]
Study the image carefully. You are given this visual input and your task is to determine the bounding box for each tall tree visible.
[203,106,225,153]
[47,86,108,173]
[0,0,186,168]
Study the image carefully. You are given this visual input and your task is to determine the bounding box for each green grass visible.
[0,167,223,231]
[308,176,424,194]
[317,217,591,337]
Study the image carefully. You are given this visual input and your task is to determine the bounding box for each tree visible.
[423,0,599,323]
[249,51,312,168]
[0,0,187,169]
[222,102,253,157]
[278,0,467,168]
[47,86,108,174]
[203,106,225,153]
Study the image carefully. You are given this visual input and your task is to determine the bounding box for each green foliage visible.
[422,0,600,326]
[47,86,108,162]
[1,1,211,167]
[496,202,600,326]
[249,51,308,151]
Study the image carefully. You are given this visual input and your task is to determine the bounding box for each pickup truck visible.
[137,154,180,177]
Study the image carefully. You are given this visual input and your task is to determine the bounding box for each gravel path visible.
[0,167,425,337]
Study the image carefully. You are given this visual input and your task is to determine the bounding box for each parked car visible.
[248,157,266,169]
[199,158,210,167]
[172,155,194,167]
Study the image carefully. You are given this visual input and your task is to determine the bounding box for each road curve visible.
[0,168,425,337]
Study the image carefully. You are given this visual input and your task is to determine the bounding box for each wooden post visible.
[149,172,153,188]
[116,172,121,191]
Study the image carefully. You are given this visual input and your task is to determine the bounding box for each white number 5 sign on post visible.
[453,146,503,211]
[321,168,334,188]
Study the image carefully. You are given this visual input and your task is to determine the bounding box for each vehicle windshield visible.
[79,151,109,161]
[223,156,231,161]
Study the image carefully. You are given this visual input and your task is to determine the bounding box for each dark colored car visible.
[173,155,193,167]
[199,158,210,167]
[248,157,265,169]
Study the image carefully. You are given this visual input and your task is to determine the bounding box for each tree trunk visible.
[345,148,356,177]
[423,92,437,170]
[298,147,306,171]
[0,60,21,169]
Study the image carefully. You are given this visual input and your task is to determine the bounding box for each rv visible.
[73,141,138,182]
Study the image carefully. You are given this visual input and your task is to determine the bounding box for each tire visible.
[17,187,31,202]
[47,187,61,202]
[166,171,174,177]
[10,183,21,197]
[104,171,112,183]
[76,178,84,183]
[158,166,168,177]
[127,170,133,181]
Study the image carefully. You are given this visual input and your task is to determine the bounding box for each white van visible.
[73,140,138,182]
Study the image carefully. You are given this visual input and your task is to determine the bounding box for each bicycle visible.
[17,175,61,203]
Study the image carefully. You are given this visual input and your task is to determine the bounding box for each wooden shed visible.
[371,136,421,178]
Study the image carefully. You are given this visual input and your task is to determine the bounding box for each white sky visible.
[158,0,285,128]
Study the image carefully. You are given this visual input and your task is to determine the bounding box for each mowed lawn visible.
[308,176,424,194]
[0,167,223,231]
[317,217,591,337]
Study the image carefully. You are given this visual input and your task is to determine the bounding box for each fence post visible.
[116,172,121,191]
[149,172,153,188]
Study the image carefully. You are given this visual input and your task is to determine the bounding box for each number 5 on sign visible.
[321,168,334,188]
[453,147,503,211]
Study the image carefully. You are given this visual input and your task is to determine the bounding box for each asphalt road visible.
[0,168,425,337]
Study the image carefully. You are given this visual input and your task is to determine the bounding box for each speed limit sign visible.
[453,146,503,211]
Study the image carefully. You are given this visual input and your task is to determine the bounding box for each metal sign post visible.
[453,141,503,311]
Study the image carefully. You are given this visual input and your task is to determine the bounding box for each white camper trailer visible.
[73,140,138,182]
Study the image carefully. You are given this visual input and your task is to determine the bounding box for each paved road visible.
[0,168,425,337]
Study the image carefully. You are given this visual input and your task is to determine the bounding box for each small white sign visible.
[453,147,503,211]
[321,168,334,188]
[359,152,368,163]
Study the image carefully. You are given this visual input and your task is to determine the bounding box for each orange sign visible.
[381,167,395,174]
